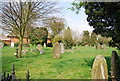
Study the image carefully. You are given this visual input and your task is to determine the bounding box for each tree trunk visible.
[17,37,23,58]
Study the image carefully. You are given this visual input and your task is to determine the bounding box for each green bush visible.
[52,35,64,44]
[14,43,19,47]
[47,43,53,47]
[64,27,74,49]
[23,43,29,47]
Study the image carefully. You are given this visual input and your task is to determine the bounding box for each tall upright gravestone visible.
[60,43,65,54]
[111,51,120,81]
[92,55,108,80]
[53,42,61,58]
[97,44,101,50]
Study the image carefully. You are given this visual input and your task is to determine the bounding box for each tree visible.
[81,30,90,46]
[29,27,48,45]
[45,17,65,39]
[71,2,120,48]
[52,35,64,44]
[72,30,81,46]
[0,0,59,58]
[64,27,73,49]
[90,32,97,46]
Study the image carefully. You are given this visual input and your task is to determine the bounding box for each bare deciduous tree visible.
[0,0,59,58]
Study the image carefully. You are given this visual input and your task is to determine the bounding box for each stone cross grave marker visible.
[92,55,108,79]
[53,42,61,58]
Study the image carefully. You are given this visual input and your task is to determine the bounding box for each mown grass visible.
[2,46,117,79]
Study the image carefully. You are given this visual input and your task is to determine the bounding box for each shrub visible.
[47,43,53,47]
[64,27,74,49]
[14,43,19,47]
[52,35,64,44]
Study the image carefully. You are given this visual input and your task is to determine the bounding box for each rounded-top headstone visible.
[37,44,42,51]
[92,55,108,79]
[53,42,61,58]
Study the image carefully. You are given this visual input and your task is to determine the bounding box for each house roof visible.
[0,33,10,40]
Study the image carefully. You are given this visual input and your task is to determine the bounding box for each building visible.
[0,33,11,44]
[0,33,30,44]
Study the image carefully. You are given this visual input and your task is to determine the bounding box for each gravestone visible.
[44,43,46,47]
[37,44,42,51]
[103,44,106,51]
[92,55,108,79]
[60,43,65,54]
[0,42,4,48]
[111,51,120,81]
[53,42,61,58]
[97,44,101,50]
[11,42,14,47]
[72,47,75,50]
[22,49,28,55]
[37,44,44,54]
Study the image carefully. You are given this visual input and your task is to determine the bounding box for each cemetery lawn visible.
[2,46,117,79]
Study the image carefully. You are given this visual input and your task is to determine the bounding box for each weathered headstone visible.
[43,43,46,47]
[111,51,120,81]
[11,42,14,47]
[53,42,61,58]
[92,55,108,79]
[103,44,106,51]
[97,44,101,50]
[0,42,4,48]
[60,43,65,54]
[37,44,44,54]
[37,44,42,51]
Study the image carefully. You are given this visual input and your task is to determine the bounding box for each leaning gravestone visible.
[43,43,46,47]
[60,43,65,54]
[97,44,101,50]
[111,51,120,81]
[11,42,14,47]
[0,42,4,48]
[103,44,106,51]
[92,55,108,79]
[53,42,61,58]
